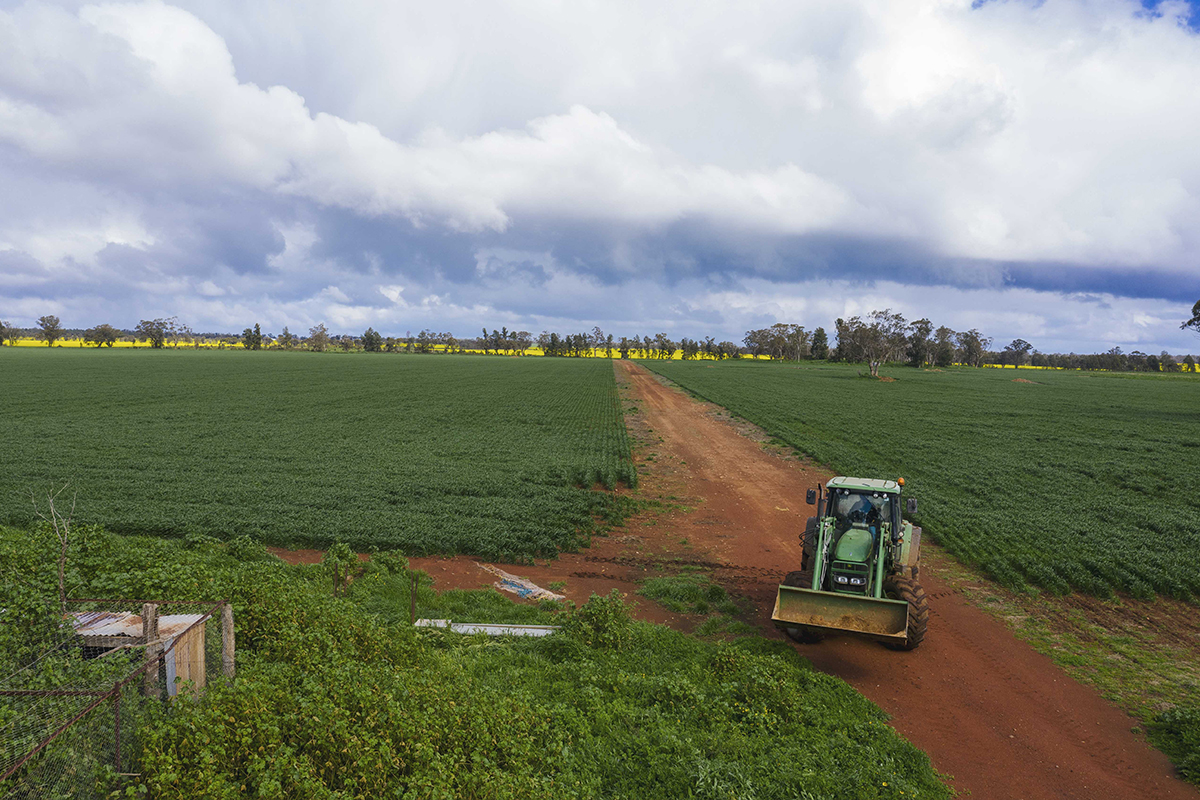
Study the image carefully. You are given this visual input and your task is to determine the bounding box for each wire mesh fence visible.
[0,599,233,798]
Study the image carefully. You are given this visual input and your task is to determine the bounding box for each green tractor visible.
[772,477,928,650]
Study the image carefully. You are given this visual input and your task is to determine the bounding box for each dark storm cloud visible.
[307,207,482,283]
[1003,263,1200,302]
[486,220,1195,306]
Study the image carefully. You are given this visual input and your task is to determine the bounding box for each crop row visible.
[643,360,1200,600]
[0,350,636,561]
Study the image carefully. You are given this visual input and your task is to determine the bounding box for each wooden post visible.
[142,603,159,698]
[141,603,158,642]
[221,603,236,680]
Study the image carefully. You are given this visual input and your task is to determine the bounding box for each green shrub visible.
[227,534,273,563]
[561,590,632,650]
[182,532,221,551]
[1151,706,1200,783]
[368,549,409,575]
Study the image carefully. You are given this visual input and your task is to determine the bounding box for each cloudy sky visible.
[2,0,1199,352]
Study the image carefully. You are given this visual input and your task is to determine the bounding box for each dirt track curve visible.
[275,360,1196,799]
[614,361,1195,800]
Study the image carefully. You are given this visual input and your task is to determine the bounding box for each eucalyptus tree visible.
[135,317,176,348]
[308,323,331,352]
[1182,300,1200,335]
[37,315,63,346]
[84,323,119,347]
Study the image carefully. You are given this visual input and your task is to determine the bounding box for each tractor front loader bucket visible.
[772,585,909,641]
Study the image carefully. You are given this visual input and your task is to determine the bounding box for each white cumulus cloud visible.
[0,0,1198,351]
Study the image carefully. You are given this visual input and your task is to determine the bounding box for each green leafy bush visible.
[367,548,409,575]
[561,589,632,650]
[227,534,273,563]
[1151,706,1200,783]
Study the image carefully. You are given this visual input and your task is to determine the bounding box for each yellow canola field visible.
[9,337,231,349]
[4,337,778,359]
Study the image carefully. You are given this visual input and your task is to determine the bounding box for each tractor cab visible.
[825,482,900,596]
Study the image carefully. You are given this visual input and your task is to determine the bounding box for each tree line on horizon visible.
[2,309,1198,374]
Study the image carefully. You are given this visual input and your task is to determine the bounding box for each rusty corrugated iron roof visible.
[71,612,206,639]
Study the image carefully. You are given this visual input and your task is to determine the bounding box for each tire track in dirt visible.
[617,360,1195,800]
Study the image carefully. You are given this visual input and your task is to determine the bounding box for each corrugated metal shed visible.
[71,612,205,640]
[70,612,208,696]
[71,611,139,637]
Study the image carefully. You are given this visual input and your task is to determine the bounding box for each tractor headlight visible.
[834,575,849,584]
[848,577,866,586]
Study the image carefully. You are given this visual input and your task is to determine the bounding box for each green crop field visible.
[641,360,1200,600]
[0,350,635,560]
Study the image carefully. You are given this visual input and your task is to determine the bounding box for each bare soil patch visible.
[269,548,370,565]
[931,554,1200,722]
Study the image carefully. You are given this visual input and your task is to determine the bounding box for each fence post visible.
[113,691,121,772]
[410,572,417,625]
[141,602,159,641]
[142,603,159,698]
[221,603,236,680]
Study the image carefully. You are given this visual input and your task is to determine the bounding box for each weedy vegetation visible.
[1152,708,1200,784]
[638,572,742,616]
[0,525,951,799]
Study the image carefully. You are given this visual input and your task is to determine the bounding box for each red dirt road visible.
[614,361,1195,800]
[277,360,1196,799]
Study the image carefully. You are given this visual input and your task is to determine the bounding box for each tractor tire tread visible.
[803,517,818,549]
[783,570,810,588]
[883,574,929,651]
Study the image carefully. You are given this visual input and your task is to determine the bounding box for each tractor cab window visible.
[871,494,892,530]
[832,490,891,533]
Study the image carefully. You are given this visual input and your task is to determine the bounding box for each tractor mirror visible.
[806,489,817,506]
[906,498,918,514]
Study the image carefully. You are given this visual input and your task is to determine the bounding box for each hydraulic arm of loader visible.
[778,514,908,640]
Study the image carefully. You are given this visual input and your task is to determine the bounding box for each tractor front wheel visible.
[782,570,825,644]
[883,574,929,651]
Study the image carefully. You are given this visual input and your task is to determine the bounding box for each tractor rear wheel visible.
[883,574,929,651]
[781,570,825,644]
[801,517,818,572]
